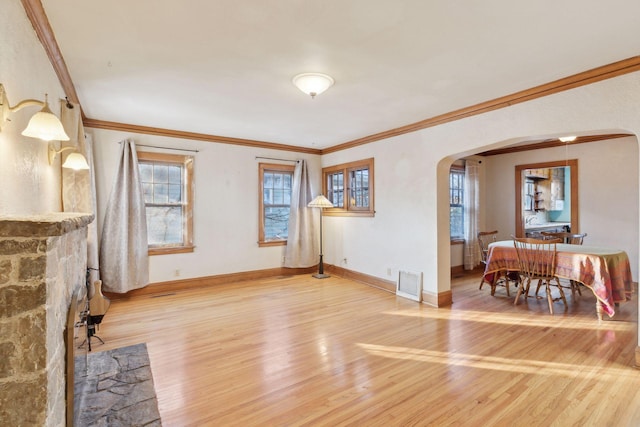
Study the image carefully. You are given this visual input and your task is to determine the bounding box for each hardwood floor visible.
[94,272,640,426]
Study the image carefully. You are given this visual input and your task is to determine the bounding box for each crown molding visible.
[83,118,322,154]
[321,56,640,154]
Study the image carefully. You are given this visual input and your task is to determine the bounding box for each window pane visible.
[450,169,465,238]
[273,173,283,189]
[284,174,292,189]
[264,207,289,240]
[168,165,182,184]
[153,183,169,203]
[263,188,273,204]
[264,173,273,188]
[350,168,370,208]
[327,172,344,207]
[450,206,464,238]
[147,206,183,245]
[154,164,169,183]
[168,184,182,203]
[139,163,153,182]
[142,183,153,203]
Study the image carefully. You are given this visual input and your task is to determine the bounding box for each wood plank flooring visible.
[94,272,640,426]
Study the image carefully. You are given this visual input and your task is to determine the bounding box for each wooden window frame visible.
[259,163,295,247]
[450,165,465,241]
[322,158,375,217]
[138,151,194,256]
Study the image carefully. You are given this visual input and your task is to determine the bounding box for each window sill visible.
[149,245,195,256]
[450,238,465,245]
[258,240,287,247]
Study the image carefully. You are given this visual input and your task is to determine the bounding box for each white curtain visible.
[284,160,318,267]
[60,100,100,288]
[99,139,149,293]
[463,159,482,270]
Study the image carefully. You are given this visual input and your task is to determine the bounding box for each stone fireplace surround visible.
[0,213,93,426]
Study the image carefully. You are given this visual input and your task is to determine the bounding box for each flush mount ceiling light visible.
[0,83,70,141]
[559,136,577,143]
[292,73,334,98]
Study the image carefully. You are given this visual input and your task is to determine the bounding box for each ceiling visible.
[39,0,640,150]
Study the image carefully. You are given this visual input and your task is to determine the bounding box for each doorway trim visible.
[515,159,579,237]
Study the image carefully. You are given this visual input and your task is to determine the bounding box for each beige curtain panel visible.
[60,100,100,287]
[99,139,149,293]
[284,160,319,268]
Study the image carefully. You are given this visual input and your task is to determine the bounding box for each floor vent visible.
[396,270,423,302]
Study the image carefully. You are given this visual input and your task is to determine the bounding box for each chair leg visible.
[546,282,554,314]
[556,278,567,307]
[514,278,529,306]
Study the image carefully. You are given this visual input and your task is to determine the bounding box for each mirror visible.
[515,159,579,237]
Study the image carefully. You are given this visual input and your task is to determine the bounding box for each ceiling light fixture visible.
[559,136,577,143]
[0,84,70,141]
[292,73,334,98]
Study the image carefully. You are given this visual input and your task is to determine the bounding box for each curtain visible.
[60,100,100,288]
[463,159,482,270]
[284,160,318,267]
[99,139,149,293]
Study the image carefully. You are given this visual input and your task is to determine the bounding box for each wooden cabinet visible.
[524,168,549,179]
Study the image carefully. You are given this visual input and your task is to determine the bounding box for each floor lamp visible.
[308,194,333,279]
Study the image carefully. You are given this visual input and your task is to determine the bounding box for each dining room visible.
[449,133,638,320]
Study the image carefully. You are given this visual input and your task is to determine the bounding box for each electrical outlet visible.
[174,269,181,277]
[343,257,348,265]
[282,256,286,264]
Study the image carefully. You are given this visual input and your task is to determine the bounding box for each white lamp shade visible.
[21,102,69,141]
[292,73,334,98]
[62,152,90,170]
[308,194,334,208]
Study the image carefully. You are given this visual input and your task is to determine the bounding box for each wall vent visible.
[396,270,423,302]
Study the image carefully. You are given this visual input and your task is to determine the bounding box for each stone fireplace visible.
[0,213,93,426]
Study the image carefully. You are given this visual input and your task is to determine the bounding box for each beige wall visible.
[90,128,321,284]
[0,3,66,214]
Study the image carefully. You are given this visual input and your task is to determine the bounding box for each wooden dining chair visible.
[541,231,588,296]
[540,231,587,245]
[478,230,517,296]
[512,237,567,314]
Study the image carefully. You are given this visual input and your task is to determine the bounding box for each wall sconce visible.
[48,144,90,170]
[292,73,334,98]
[0,83,70,141]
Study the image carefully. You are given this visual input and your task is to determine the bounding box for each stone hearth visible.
[74,343,162,426]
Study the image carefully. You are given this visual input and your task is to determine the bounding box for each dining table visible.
[483,240,634,319]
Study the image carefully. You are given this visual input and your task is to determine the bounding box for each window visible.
[259,163,294,246]
[138,151,194,255]
[450,166,464,240]
[322,158,374,217]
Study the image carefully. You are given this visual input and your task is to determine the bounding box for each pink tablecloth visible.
[483,241,634,318]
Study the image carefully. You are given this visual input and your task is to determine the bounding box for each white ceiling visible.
[41,0,640,150]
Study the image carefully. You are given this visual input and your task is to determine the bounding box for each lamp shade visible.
[308,194,334,208]
[21,100,69,141]
[292,73,334,98]
[62,152,90,170]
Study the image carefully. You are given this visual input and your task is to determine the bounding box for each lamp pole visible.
[308,194,333,279]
